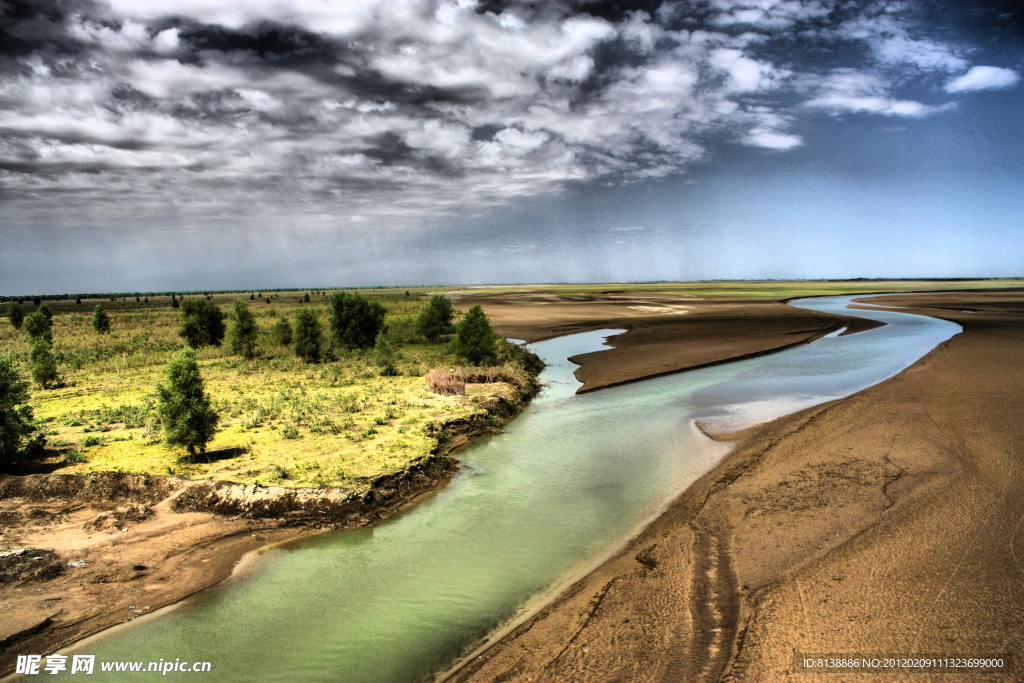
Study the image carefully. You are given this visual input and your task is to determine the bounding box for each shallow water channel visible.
[60,296,959,682]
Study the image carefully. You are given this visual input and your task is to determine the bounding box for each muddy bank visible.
[467,290,879,393]
[449,291,1024,683]
[0,378,535,677]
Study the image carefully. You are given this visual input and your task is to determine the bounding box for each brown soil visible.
[464,290,880,393]
[448,291,1024,683]
[0,408,503,677]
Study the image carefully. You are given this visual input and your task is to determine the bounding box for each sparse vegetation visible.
[0,286,550,489]
[426,369,465,396]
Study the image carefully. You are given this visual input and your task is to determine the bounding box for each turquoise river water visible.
[48,296,959,682]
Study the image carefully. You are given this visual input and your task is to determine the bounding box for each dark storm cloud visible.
[0,0,1021,291]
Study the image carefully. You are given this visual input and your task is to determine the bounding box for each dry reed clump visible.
[426,369,465,396]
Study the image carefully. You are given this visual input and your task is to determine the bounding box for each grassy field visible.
[0,289,537,490]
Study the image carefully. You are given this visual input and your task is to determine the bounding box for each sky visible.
[1,0,1022,294]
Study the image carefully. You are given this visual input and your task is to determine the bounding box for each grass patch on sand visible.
[1,290,539,491]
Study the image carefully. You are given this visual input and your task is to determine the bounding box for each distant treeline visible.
[0,286,443,304]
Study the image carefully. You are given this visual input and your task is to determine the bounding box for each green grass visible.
[1,290,534,490]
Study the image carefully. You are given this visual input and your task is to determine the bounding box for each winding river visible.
[59,296,959,682]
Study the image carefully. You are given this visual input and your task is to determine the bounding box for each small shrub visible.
[453,305,496,365]
[273,316,293,346]
[293,307,323,362]
[416,294,455,342]
[281,425,300,440]
[93,304,111,333]
[426,368,465,396]
[30,340,58,389]
[63,448,87,465]
[227,299,259,359]
[83,435,102,447]
[178,298,226,349]
[329,291,386,349]
[7,301,24,330]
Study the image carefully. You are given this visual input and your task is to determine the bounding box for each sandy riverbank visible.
[449,290,1024,683]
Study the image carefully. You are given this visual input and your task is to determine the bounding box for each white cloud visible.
[944,66,1020,93]
[805,71,932,117]
[744,129,803,149]
[0,0,1004,233]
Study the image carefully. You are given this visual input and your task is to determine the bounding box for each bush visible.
[92,304,111,333]
[281,425,300,440]
[32,297,41,307]
[75,297,81,305]
[155,349,220,458]
[23,310,53,345]
[30,340,58,389]
[178,298,226,349]
[273,316,293,346]
[453,305,496,365]
[372,332,398,367]
[227,299,259,359]
[0,352,35,466]
[416,294,455,342]
[6,302,24,330]
[329,291,387,349]
[426,369,465,396]
[171,294,179,309]
[293,307,323,362]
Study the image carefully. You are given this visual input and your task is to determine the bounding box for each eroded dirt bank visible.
[0,400,511,677]
[449,291,1024,683]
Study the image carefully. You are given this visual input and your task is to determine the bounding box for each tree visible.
[32,297,41,307]
[250,292,255,301]
[155,349,219,458]
[453,305,496,365]
[329,291,387,349]
[303,293,310,303]
[372,331,398,374]
[0,352,35,467]
[7,302,24,331]
[178,298,226,349]
[75,297,82,305]
[416,294,456,342]
[171,294,179,309]
[23,311,53,345]
[92,304,111,333]
[293,307,323,362]
[273,316,293,346]
[227,299,259,359]
[30,339,57,389]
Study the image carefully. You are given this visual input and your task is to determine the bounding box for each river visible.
[54,295,960,682]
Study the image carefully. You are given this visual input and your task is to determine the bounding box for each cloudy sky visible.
[1,0,1022,294]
